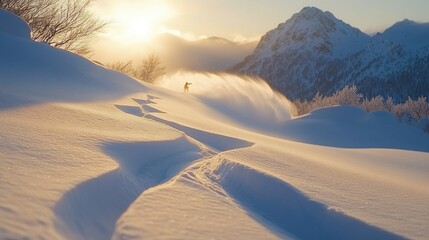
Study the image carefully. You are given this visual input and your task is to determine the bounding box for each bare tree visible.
[0,0,54,19]
[106,60,134,75]
[1,0,106,55]
[134,54,165,83]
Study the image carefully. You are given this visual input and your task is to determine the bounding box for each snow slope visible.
[281,106,429,152]
[1,10,429,240]
[0,9,30,39]
[0,10,144,110]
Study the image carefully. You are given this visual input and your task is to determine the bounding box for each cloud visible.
[92,32,257,73]
[152,33,257,72]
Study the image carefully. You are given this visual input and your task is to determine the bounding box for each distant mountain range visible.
[154,34,257,72]
[93,33,257,73]
[232,7,429,102]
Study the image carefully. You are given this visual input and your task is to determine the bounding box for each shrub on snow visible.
[293,85,429,133]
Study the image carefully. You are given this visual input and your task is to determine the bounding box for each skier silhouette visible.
[184,82,191,93]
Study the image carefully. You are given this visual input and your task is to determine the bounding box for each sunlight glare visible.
[106,2,175,43]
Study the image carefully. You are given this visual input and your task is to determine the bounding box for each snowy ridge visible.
[1,9,429,240]
[382,19,429,51]
[0,11,145,110]
[233,7,429,101]
[0,9,30,39]
[251,7,369,61]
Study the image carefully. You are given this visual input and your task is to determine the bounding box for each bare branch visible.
[133,54,165,83]
[106,61,134,75]
[1,0,107,55]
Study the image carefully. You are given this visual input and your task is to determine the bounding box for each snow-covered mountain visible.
[233,7,429,102]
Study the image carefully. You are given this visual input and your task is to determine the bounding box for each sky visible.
[89,0,429,66]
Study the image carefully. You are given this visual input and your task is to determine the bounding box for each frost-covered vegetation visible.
[294,85,429,132]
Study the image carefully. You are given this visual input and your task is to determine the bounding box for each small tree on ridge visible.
[134,54,165,83]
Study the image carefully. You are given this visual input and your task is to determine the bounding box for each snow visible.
[0,19,144,109]
[206,158,402,240]
[250,6,370,62]
[234,6,429,102]
[1,10,429,240]
[157,72,294,133]
[281,106,429,152]
[382,19,429,51]
[0,9,30,39]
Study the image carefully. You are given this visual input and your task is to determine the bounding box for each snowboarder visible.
[184,82,191,93]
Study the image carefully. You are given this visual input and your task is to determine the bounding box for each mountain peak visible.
[300,6,324,14]
[203,36,234,45]
[295,6,333,17]
[382,19,429,50]
[232,7,429,102]
[387,19,420,30]
[282,6,349,36]
[290,6,336,23]
[249,6,369,61]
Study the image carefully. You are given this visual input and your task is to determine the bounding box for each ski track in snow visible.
[55,96,405,240]
[193,158,405,240]
[54,95,254,240]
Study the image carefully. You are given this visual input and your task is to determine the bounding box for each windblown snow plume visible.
[157,72,295,132]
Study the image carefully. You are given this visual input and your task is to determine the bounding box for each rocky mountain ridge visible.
[233,7,429,102]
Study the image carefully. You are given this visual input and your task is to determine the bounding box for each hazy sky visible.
[89,0,429,64]
[91,0,429,41]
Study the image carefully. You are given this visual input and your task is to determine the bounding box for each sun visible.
[100,2,175,43]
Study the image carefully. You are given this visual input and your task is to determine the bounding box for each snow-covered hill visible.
[0,10,145,111]
[1,9,429,240]
[233,7,429,102]
[0,9,30,39]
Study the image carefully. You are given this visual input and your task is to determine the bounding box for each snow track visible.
[55,135,206,240]
[194,157,404,240]
[55,169,141,240]
[55,96,254,240]
[56,96,405,240]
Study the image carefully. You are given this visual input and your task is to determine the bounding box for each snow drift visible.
[157,72,295,132]
[0,9,30,39]
[281,106,429,152]
[203,157,403,240]
[0,10,145,110]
